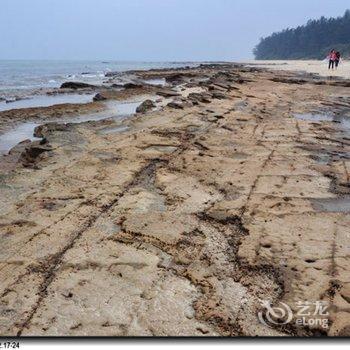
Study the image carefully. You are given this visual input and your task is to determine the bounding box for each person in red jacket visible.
[328,49,337,70]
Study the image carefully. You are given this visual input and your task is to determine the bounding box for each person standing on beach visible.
[335,51,341,69]
[328,49,337,70]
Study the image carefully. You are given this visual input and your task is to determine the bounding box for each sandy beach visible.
[245,59,350,79]
[0,63,350,336]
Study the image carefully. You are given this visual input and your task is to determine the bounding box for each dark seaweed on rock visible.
[60,81,97,89]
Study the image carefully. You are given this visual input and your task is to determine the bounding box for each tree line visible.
[254,10,350,59]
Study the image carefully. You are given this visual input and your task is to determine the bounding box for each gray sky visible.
[1,0,349,61]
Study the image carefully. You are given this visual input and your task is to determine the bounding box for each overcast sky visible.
[1,0,349,61]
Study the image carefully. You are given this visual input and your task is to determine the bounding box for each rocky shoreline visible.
[0,63,350,336]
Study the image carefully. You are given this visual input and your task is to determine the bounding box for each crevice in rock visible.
[13,158,170,336]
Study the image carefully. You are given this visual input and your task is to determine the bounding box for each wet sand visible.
[0,64,350,337]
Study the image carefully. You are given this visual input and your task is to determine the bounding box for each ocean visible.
[0,60,197,98]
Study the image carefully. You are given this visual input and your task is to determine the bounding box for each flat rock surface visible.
[0,64,350,337]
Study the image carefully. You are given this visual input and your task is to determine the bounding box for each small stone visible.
[93,93,107,102]
[136,100,156,113]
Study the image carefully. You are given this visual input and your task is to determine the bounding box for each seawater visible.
[0,60,196,98]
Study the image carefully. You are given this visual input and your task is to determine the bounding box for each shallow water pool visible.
[143,78,167,86]
[0,100,141,155]
[0,93,95,112]
[294,113,350,132]
[0,123,41,154]
[311,197,350,213]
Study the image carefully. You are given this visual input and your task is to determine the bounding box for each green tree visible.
[254,10,350,59]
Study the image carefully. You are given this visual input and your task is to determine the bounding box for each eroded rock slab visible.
[1,64,350,337]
